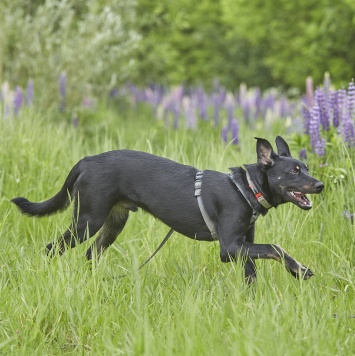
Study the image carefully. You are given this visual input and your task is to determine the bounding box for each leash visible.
[117,228,174,278]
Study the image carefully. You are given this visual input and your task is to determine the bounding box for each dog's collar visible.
[245,171,273,209]
[228,173,260,224]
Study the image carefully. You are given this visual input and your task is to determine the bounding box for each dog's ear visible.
[275,136,291,157]
[255,137,275,168]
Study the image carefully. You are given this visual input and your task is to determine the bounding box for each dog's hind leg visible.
[46,195,109,256]
[85,204,129,260]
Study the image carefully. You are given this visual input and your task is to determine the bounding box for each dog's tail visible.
[11,162,81,217]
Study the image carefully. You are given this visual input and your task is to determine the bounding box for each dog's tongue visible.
[294,192,312,207]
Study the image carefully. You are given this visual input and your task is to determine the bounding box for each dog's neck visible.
[230,164,275,214]
[244,163,275,206]
[245,170,273,209]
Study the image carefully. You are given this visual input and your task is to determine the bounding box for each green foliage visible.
[222,0,355,88]
[2,0,355,94]
[131,0,229,89]
[131,0,355,90]
[0,107,354,354]
[0,0,138,108]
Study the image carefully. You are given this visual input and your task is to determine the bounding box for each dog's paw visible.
[245,273,257,285]
[245,261,257,285]
[45,242,61,258]
[286,260,314,280]
[85,247,93,260]
[46,242,54,255]
[299,266,314,280]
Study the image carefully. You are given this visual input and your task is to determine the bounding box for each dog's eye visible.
[290,166,300,174]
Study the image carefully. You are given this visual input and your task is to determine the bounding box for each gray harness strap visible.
[194,171,219,240]
[194,171,261,240]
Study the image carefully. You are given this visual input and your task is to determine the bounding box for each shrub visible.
[0,0,139,110]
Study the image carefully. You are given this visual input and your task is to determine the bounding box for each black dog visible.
[12,136,324,282]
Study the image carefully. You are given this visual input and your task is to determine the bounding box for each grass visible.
[0,107,354,355]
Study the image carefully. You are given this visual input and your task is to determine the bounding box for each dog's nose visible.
[315,181,324,192]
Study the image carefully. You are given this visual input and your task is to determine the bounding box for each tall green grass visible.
[0,109,354,355]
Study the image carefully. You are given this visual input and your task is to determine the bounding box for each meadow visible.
[0,102,354,355]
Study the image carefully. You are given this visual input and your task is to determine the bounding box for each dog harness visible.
[195,170,272,239]
[194,171,219,240]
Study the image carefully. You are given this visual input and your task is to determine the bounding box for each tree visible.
[221,0,355,88]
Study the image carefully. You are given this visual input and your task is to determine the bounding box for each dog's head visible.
[255,136,324,210]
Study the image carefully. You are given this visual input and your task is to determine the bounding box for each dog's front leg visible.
[279,247,314,280]
[244,224,257,284]
[220,241,314,280]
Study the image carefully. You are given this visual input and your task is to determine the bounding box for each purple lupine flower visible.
[309,100,326,156]
[212,94,221,126]
[238,83,247,107]
[13,86,23,116]
[337,88,347,127]
[221,126,228,143]
[323,72,331,103]
[212,87,226,126]
[315,87,330,131]
[161,86,183,128]
[133,85,148,106]
[253,88,262,119]
[347,80,355,119]
[279,94,288,118]
[171,86,183,128]
[305,76,314,107]
[128,84,140,107]
[196,87,208,120]
[182,96,197,129]
[109,88,119,98]
[225,93,235,127]
[341,111,355,146]
[302,101,311,134]
[314,138,326,156]
[230,118,239,145]
[299,148,307,161]
[59,72,67,112]
[264,93,275,111]
[242,98,251,123]
[331,91,340,127]
[238,84,255,122]
[309,104,321,151]
[323,73,331,125]
[26,79,34,106]
[221,119,240,145]
[145,87,160,114]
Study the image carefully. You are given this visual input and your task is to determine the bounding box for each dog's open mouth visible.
[287,190,312,209]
